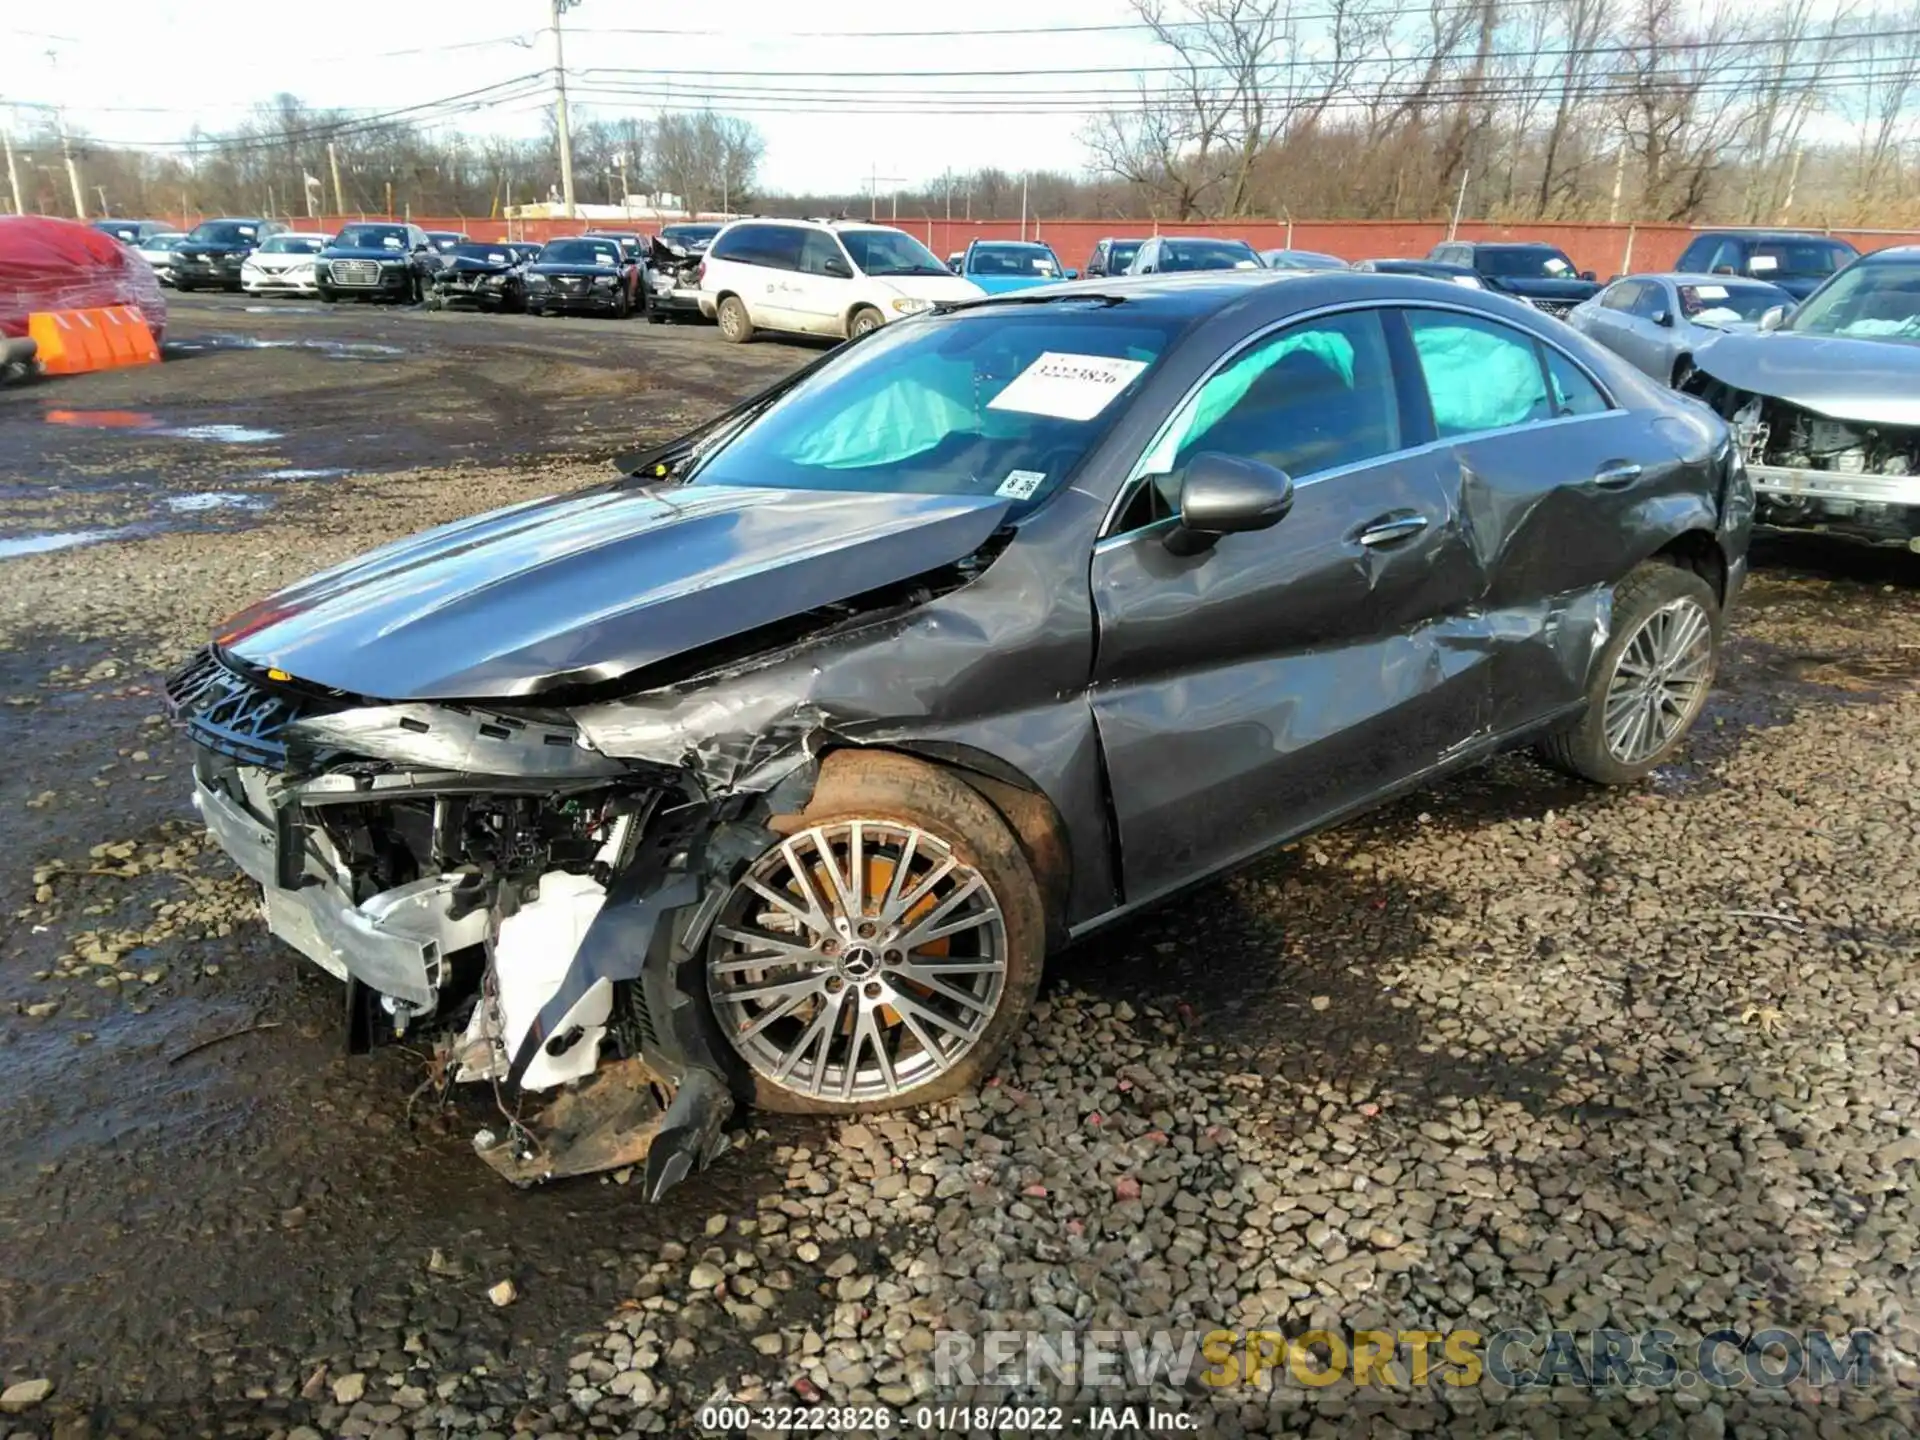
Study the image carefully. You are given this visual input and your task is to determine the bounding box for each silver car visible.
[134,232,188,287]
[1567,273,1794,388]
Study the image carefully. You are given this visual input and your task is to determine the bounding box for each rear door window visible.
[1601,280,1643,311]
[1405,310,1555,437]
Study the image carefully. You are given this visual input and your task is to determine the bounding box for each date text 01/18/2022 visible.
[697,1403,1201,1433]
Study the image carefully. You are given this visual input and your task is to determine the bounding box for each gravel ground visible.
[3,298,1919,1439]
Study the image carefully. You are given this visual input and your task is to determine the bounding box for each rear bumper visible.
[192,766,486,1008]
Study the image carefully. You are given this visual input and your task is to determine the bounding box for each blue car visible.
[952,240,1076,295]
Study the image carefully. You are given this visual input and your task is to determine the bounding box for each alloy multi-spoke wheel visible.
[1602,595,1714,765]
[1538,560,1722,785]
[710,819,1010,1105]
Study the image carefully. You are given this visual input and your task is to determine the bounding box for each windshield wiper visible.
[941,291,1130,314]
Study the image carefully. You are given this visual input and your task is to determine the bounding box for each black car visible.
[429,241,531,312]
[173,218,285,292]
[1084,236,1147,278]
[92,219,171,245]
[165,271,1749,1198]
[1355,257,1494,290]
[1426,241,1601,316]
[525,236,640,318]
[644,222,723,322]
[316,223,446,304]
[1124,236,1265,274]
[1672,230,1860,301]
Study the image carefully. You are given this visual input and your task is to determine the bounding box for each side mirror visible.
[1165,453,1295,556]
[1651,309,1672,328]
[823,256,852,278]
[1758,305,1788,332]
[1065,268,1080,280]
[1581,270,1596,282]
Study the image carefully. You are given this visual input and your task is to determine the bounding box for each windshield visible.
[1263,250,1346,270]
[690,305,1178,513]
[1744,240,1854,280]
[1158,240,1261,272]
[969,244,1063,278]
[1787,260,1920,342]
[453,243,516,263]
[188,221,260,245]
[1476,247,1578,279]
[541,239,622,266]
[1107,241,1143,271]
[840,228,948,277]
[259,236,324,255]
[427,234,465,251]
[661,224,721,246]
[333,225,409,251]
[1676,281,1785,326]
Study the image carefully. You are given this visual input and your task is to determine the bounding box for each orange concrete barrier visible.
[26,305,161,377]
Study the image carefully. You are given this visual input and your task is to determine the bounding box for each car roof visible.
[1688,229,1844,242]
[1626,272,1787,286]
[1460,241,1560,251]
[950,267,1619,328]
[1853,245,1920,261]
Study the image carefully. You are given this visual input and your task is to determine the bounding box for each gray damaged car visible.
[1686,245,1920,549]
[167,271,1751,1197]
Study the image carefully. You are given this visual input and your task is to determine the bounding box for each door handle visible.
[1355,514,1431,548]
[1592,462,1644,489]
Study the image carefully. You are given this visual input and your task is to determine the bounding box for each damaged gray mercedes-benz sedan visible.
[1686,244,1920,548]
[166,271,1751,1198]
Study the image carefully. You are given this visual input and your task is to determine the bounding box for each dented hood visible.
[1693,330,1920,426]
[217,483,1011,700]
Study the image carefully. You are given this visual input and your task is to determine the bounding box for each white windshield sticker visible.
[1695,284,1729,299]
[1748,255,1779,271]
[996,469,1046,500]
[987,352,1150,422]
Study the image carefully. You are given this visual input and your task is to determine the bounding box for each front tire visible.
[1537,561,1720,784]
[847,305,884,339]
[716,295,754,344]
[1671,355,1695,390]
[705,751,1045,1115]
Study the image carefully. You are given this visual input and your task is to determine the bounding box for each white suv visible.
[698,218,983,342]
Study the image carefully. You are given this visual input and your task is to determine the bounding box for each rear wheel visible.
[1537,562,1720,784]
[717,295,754,344]
[706,752,1045,1115]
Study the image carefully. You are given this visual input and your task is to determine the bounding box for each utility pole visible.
[328,141,345,214]
[1779,145,1804,222]
[59,113,83,219]
[2,121,23,217]
[551,0,580,219]
[1447,168,1469,240]
[1608,143,1626,224]
[1019,172,1029,241]
[43,49,85,219]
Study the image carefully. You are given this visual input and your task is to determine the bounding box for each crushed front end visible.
[1692,384,1920,549]
[164,646,739,1198]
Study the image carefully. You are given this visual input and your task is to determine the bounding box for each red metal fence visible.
[157,214,1920,278]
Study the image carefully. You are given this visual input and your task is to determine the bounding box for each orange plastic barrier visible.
[26,305,162,377]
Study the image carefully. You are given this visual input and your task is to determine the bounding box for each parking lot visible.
[3,292,1920,1437]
